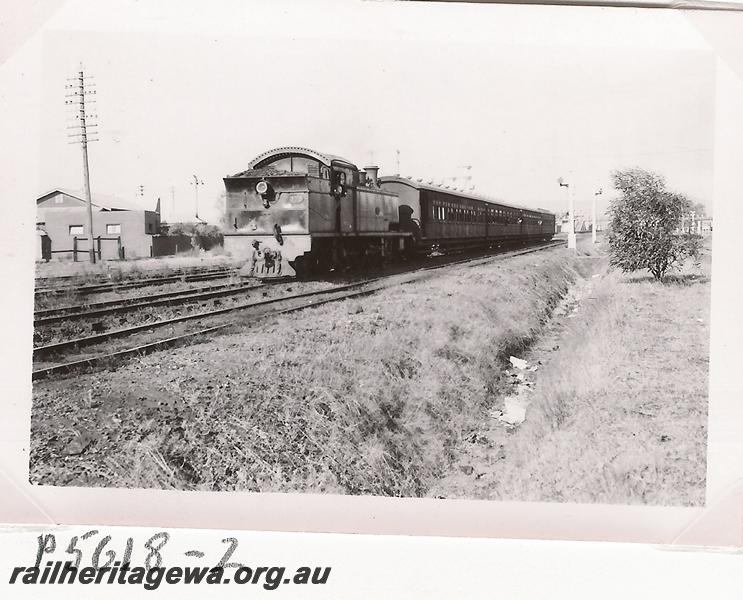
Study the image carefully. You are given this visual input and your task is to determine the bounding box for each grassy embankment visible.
[431,238,710,506]
[31,246,597,492]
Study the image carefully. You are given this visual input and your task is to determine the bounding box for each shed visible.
[36,189,161,260]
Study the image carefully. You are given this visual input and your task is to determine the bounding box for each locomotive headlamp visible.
[256,180,275,208]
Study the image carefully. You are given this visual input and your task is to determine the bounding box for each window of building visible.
[54,196,63,204]
[69,225,84,235]
[106,224,121,234]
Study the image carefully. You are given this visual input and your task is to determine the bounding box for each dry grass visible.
[30,249,593,493]
[31,239,708,505]
[35,250,235,280]
[431,241,710,506]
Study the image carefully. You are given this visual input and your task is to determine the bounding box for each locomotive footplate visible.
[233,234,312,278]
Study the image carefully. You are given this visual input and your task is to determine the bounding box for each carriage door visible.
[333,168,356,233]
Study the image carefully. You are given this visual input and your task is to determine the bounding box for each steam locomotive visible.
[223,146,555,277]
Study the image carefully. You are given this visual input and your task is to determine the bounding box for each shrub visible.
[607,168,701,281]
[166,222,224,251]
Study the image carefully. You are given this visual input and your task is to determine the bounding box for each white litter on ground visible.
[498,394,528,425]
[509,356,528,370]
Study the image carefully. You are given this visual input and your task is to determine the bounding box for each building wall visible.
[38,207,156,260]
[144,210,161,235]
[151,234,193,257]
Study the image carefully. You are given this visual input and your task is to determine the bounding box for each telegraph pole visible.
[170,185,176,221]
[65,64,98,263]
[460,165,473,191]
[593,188,602,244]
[558,176,576,250]
[191,175,204,221]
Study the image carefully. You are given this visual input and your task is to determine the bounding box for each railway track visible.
[34,263,236,287]
[32,241,563,380]
[34,280,275,324]
[34,266,237,297]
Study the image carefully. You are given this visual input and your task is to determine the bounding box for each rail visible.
[32,241,564,379]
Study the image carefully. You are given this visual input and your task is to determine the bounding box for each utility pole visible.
[593,188,602,244]
[395,149,400,175]
[459,165,473,190]
[191,175,204,221]
[65,64,98,263]
[170,185,176,221]
[558,176,576,250]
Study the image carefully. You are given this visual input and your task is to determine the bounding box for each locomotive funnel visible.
[364,166,379,186]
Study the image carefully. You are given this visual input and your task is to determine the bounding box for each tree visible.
[607,168,701,281]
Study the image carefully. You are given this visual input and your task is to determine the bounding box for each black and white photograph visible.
[19,0,733,514]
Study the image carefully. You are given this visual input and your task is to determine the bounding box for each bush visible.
[166,222,224,251]
[607,168,701,281]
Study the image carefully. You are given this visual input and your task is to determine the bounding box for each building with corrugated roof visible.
[36,189,161,260]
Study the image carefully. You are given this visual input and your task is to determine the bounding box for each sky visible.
[33,0,717,223]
